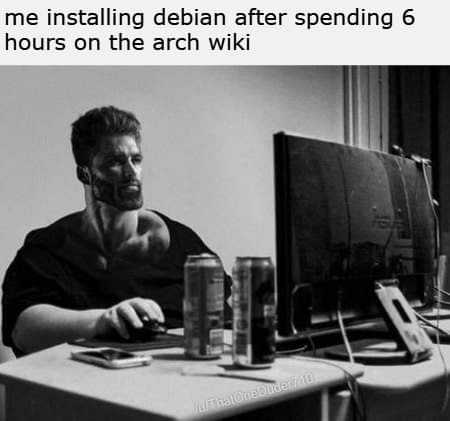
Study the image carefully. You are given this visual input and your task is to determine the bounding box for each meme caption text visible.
[0,7,416,53]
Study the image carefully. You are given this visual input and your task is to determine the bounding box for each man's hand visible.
[94,298,165,339]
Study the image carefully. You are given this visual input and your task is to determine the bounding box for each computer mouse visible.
[126,318,167,342]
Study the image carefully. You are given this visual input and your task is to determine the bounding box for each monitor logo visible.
[372,214,405,231]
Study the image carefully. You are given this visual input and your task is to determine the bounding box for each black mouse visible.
[126,318,167,342]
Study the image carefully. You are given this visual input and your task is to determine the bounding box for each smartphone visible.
[71,348,153,369]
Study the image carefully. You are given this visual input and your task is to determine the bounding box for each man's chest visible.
[60,231,172,274]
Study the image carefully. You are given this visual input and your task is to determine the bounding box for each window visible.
[343,66,389,151]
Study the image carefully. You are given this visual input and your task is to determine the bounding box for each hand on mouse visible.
[94,297,165,339]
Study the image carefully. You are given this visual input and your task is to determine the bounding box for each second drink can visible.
[232,257,276,368]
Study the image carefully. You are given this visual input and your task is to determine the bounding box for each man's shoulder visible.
[23,212,82,249]
[139,209,198,236]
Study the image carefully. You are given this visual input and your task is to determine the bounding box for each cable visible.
[276,345,308,355]
[434,298,450,307]
[336,155,354,363]
[422,163,439,259]
[421,160,449,416]
[337,306,354,364]
[275,334,364,416]
[306,334,317,357]
[433,284,450,312]
[285,355,366,421]
[434,286,450,299]
[414,309,450,336]
[434,289,449,417]
[277,335,364,418]
[435,288,450,416]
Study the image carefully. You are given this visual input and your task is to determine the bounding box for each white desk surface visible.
[326,316,450,421]
[338,317,450,393]
[354,344,450,393]
[0,332,364,421]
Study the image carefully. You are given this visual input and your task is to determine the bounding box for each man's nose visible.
[123,160,139,180]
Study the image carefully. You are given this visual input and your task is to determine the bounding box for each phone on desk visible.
[71,348,153,369]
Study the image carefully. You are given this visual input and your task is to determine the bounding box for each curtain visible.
[389,66,450,290]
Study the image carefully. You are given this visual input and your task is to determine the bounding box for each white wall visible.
[0,66,344,359]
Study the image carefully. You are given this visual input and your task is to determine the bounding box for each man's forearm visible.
[12,304,104,354]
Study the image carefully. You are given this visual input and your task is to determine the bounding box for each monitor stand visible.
[420,307,450,321]
[277,325,427,364]
[326,280,434,364]
[324,338,411,364]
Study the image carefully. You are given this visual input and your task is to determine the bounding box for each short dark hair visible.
[71,106,141,166]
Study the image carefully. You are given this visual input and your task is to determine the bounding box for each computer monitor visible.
[274,132,436,336]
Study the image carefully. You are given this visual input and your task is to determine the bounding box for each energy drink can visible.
[232,257,276,368]
[184,254,224,359]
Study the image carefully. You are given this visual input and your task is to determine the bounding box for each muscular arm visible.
[12,305,103,354]
[12,298,165,354]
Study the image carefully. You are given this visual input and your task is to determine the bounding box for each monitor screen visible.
[274,133,436,336]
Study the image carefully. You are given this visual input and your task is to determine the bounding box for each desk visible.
[328,317,450,421]
[0,340,363,421]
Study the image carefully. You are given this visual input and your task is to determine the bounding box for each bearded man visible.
[2,106,230,355]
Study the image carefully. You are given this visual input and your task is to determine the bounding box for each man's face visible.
[89,134,144,211]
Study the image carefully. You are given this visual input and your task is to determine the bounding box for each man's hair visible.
[71,106,141,166]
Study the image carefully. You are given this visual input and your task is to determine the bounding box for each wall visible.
[0,66,344,359]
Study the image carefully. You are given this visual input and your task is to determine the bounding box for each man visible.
[2,106,230,355]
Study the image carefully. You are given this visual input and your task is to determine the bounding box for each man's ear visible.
[76,166,91,185]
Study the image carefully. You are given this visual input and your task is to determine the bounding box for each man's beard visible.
[91,175,143,211]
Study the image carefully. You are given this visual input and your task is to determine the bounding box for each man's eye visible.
[108,159,122,166]
[133,156,143,164]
